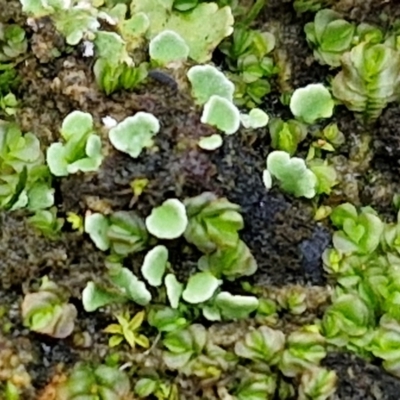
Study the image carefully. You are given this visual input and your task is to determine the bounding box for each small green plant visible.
[298,367,337,400]
[20,0,100,45]
[21,276,77,338]
[93,32,148,95]
[131,0,234,62]
[321,293,374,350]
[55,363,132,400]
[220,27,278,106]
[145,199,188,239]
[369,326,400,378]
[187,64,235,105]
[108,112,160,159]
[234,326,285,365]
[201,95,241,134]
[232,367,277,400]
[28,207,64,239]
[276,285,307,315]
[304,9,355,67]
[0,23,27,62]
[264,151,317,199]
[268,118,307,155]
[307,123,345,160]
[332,42,400,121]
[135,374,178,399]
[0,92,18,116]
[330,203,384,254]
[103,310,150,349]
[0,122,54,211]
[162,324,207,370]
[198,239,257,279]
[46,111,103,176]
[290,83,335,124]
[161,323,234,377]
[184,192,244,253]
[84,210,149,255]
[279,326,326,377]
[149,30,189,66]
[147,306,188,333]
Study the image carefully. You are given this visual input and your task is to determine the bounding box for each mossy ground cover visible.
[2,0,400,399]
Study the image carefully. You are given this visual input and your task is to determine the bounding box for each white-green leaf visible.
[165,273,184,309]
[182,272,221,304]
[84,213,110,251]
[108,112,160,159]
[145,199,188,239]
[201,95,240,135]
[141,245,169,287]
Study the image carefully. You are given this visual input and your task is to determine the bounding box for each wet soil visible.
[2,0,400,398]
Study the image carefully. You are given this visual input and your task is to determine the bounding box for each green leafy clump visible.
[0,92,18,116]
[321,293,374,350]
[0,23,28,62]
[268,118,307,155]
[330,203,384,255]
[307,122,345,159]
[184,192,244,253]
[21,276,77,339]
[332,42,400,121]
[108,112,160,159]
[304,9,355,67]
[149,29,189,65]
[298,367,337,400]
[131,0,234,63]
[84,210,149,255]
[162,324,236,378]
[220,27,278,106]
[46,111,103,177]
[55,363,131,400]
[162,324,207,370]
[198,239,257,280]
[279,326,327,377]
[20,0,99,45]
[290,83,335,124]
[234,326,285,365]
[232,368,278,400]
[28,207,64,239]
[0,121,54,211]
[93,31,148,95]
[264,151,318,199]
[369,326,400,378]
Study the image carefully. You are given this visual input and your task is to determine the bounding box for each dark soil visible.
[2,0,400,398]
